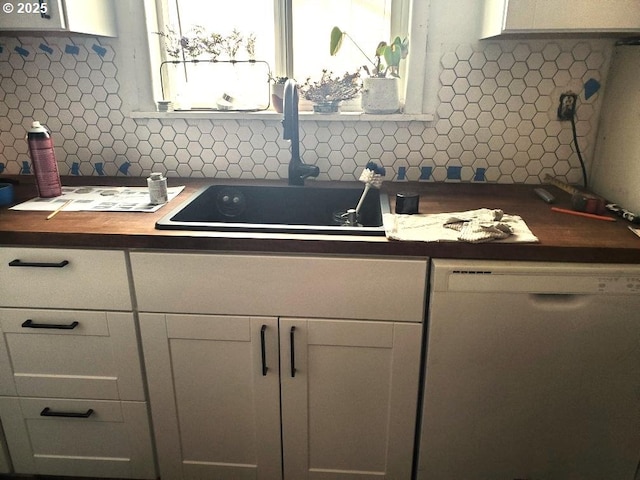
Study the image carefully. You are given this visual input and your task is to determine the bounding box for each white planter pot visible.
[361,77,399,114]
[271,83,285,113]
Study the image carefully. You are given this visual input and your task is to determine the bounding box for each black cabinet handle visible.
[40,407,94,418]
[260,324,268,376]
[9,259,69,268]
[290,326,296,378]
[22,319,79,330]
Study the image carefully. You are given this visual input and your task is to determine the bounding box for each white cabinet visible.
[481,0,640,37]
[279,318,420,480]
[0,247,131,311]
[0,247,155,479]
[140,314,282,479]
[131,252,426,322]
[0,397,154,478]
[0,0,117,37]
[0,427,9,474]
[133,251,427,480]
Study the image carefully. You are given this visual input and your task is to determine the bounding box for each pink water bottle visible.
[27,121,62,198]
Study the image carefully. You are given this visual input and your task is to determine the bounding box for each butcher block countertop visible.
[1,176,639,264]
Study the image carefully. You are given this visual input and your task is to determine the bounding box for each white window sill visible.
[130,110,434,122]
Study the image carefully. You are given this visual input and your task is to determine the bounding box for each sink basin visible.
[156,184,389,235]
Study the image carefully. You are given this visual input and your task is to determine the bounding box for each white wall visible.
[591,45,640,212]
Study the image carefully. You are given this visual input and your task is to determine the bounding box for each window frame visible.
[147,0,429,116]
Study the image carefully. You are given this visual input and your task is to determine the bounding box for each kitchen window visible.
[150,0,427,114]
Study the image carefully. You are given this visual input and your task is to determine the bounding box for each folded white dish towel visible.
[383,208,539,243]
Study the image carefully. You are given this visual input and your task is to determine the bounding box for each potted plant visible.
[269,75,288,113]
[330,26,408,114]
[300,69,361,113]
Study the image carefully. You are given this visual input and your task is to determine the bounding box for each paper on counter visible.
[10,185,185,213]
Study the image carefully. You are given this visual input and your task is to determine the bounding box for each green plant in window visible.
[330,27,408,78]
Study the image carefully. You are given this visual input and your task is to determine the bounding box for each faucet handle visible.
[288,162,319,186]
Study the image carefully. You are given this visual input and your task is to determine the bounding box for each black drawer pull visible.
[290,326,297,378]
[40,407,94,418]
[22,319,79,330]
[260,325,268,376]
[9,259,69,268]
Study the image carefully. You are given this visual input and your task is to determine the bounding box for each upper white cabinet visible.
[0,0,117,37]
[481,0,640,38]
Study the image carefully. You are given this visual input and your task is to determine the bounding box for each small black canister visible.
[395,192,420,214]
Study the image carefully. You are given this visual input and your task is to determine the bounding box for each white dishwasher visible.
[418,259,640,480]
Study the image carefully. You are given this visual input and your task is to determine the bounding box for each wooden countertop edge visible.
[1,177,639,264]
[4,229,639,263]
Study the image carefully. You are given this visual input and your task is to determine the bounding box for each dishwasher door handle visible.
[528,293,589,308]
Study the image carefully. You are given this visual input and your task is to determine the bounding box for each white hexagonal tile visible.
[542,43,561,61]
[482,61,500,79]
[483,43,501,61]
[497,52,515,70]
[540,61,558,79]
[454,61,471,78]
[455,45,473,61]
[469,51,486,69]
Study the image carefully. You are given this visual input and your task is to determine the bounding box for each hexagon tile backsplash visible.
[0,35,612,183]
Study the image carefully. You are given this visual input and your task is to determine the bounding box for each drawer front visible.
[0,397,156,479]
[0,248,131,310]
[131,252,428,322]
[0,309,145,401]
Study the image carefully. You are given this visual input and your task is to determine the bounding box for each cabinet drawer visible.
[131,252,428,322]
[0,397,156,479]
[0,248,131,310]
[0,309,145,401]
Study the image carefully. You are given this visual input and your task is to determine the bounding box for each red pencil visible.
[551,207,615,222]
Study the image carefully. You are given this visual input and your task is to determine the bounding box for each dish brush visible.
[355,161,386,215]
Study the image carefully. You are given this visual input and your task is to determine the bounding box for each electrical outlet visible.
[558,92,577,121]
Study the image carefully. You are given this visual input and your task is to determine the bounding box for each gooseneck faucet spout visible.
[282,79,320,186]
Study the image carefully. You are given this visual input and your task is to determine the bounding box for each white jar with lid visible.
[147,172,168,204]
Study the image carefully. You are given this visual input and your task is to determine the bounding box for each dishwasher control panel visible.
[597,276,640,294]
[432,259,640,295]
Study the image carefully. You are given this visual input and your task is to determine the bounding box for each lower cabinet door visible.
[0,424,10,474]
[0,397,156,479]
[280,318,422,480]
[140,313,282,480]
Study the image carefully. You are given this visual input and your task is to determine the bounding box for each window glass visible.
[165,0,276,63]
[292,0,392,82]
[156,0,397,111]
[160,0,276,109]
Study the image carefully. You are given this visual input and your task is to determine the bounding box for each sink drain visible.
[215,187,247,218]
